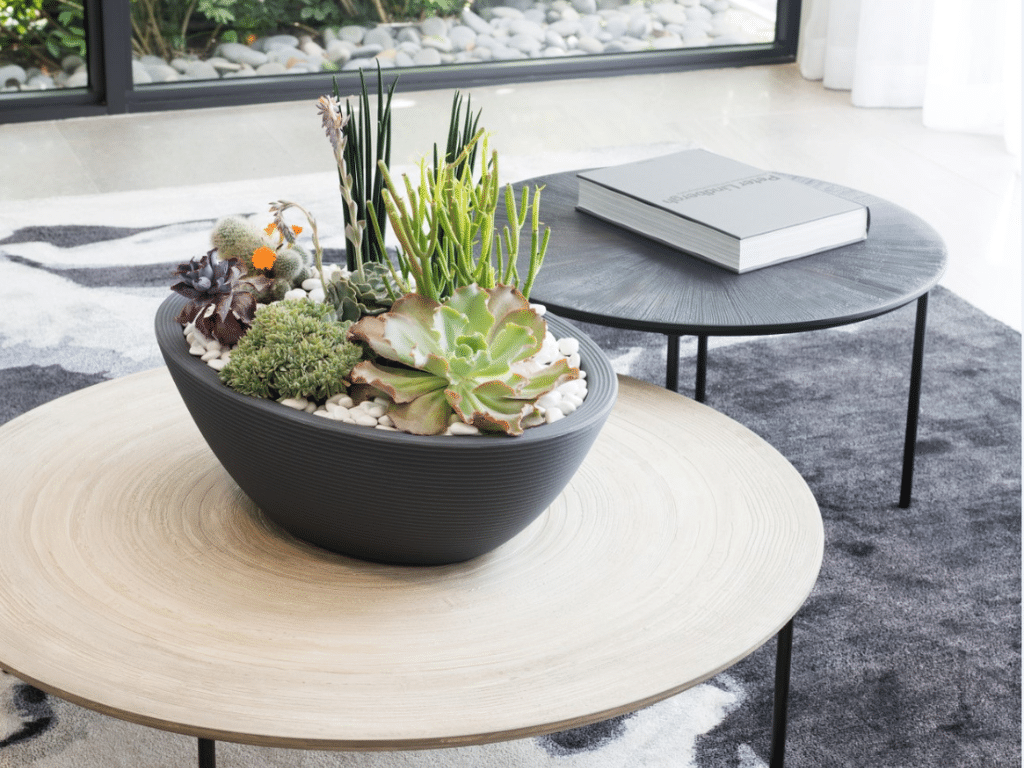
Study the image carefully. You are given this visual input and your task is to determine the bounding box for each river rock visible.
[131,60,153,84]
[208,56,242,73]
[461,7,493,35]
[508,33,542,54]
[339,25,366,43]
[351,43,384,57]
[421,36,453,52]
[627,14,654,37]
[571,0,597,14]
[576,35,604,53]
[549,18,580,35]
[325,40,353,63]
[66,69,89,87]
[0,64,27,87]
[183,60,220,79]
[397,26,421,44]
[61,54,84,73]
[420,15,448,37]
[489,6,525,19]
[448,25,477,50]
[218,42,268,67]
[651,32,683,48]
[260,34,300,51]
[255,61,288,75]
[413,46,442,65]
[509,18,546,39]
[363,27,395,49]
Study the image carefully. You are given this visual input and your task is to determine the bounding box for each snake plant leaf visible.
[346,283,579,436]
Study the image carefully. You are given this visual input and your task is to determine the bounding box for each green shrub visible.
[219,300,363,402]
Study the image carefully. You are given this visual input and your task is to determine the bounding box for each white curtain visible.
[798,0,1021,158]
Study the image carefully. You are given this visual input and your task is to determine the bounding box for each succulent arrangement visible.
[170,75,587,437]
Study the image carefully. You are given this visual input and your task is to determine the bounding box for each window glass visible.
[0,0,88,92]
[127,0,779,85]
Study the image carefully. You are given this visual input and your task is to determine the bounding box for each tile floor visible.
[1,62,1020,330]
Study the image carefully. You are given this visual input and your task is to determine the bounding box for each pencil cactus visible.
[347,284,578,436]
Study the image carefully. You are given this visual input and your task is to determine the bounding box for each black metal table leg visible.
[695,335,708,403]
[198,737,216,768]
[900,293,930,508]
[666,333,680,391]
[769,619,794,768]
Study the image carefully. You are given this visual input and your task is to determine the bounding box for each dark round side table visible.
[509,170,948,508]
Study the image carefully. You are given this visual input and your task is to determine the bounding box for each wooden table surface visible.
[0,369,822,750]
[512,171,947,335]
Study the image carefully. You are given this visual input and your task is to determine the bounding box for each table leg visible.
[666,334,680,391]
[198,737,216,768]
[900,293,929,509]
[695,335,708,403]
[769,619,794,768]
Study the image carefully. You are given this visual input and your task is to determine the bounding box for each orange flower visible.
[252,246,277,271]
[291,225,303,235]
[264,222,277,236]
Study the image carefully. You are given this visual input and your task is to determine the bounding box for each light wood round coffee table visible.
[0,368,822,766]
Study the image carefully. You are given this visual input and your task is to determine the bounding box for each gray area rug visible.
[0,172,1019,767]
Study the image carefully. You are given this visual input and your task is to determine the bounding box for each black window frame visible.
[1,0,802,123]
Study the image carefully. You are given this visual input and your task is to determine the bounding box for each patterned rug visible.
[0,161,1019,767]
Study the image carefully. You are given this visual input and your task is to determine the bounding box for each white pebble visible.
[283,288,307,301]
[327,393,354,407]
[313,409,334,419]
[557,337,579,356]
[307,288,326,304]
[189,344,206,356]
[200,349,221,362]
[221,351,231,364]
[566,352,581,368]
[378,414,395,428]
[204,339,222,353]
[361,403,386,419]
[301,277,322,292]
[545,407,565,424]
[326,402,349,418]
[207,358,228,371]
[374,424,399,431]
[353,413,380,427]
[530,302,547,315]
[448,422,481,435]
[304,402,318,413]
[535,392,561,410]
[279,397,309,410]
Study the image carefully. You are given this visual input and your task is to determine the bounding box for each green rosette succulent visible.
[324,261,396,323]
[347,284,579,436]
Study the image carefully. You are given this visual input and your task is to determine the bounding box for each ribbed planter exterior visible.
[155,294,618,566]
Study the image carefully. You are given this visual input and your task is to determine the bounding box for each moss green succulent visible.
[219,300,363,402]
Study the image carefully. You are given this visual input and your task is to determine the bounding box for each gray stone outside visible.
[0,0,773,92]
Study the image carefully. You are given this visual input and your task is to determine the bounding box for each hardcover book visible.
[576,150,869,273]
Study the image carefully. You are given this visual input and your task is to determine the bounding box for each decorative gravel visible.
[183,284,589,435]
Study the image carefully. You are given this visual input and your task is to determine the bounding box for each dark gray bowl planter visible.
[155,293,618,566]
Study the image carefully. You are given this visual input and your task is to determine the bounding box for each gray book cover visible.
[577,149,866,239]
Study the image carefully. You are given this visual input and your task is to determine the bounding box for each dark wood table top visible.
[511,170,948,336]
